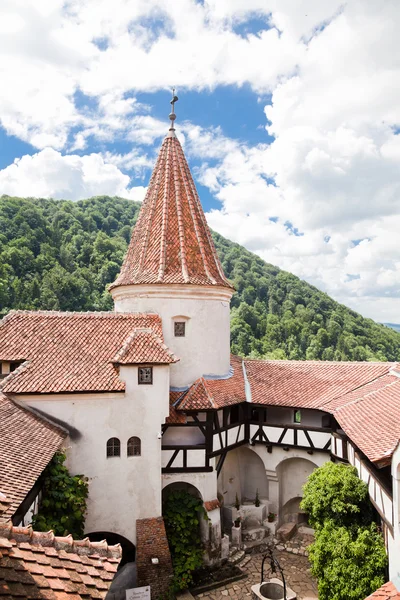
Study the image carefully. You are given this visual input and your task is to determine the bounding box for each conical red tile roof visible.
[110,134,233,290]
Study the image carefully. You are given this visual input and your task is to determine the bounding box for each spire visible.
[110,97,233,291]
[167,88,178,138]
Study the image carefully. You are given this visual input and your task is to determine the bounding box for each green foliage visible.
[302,463,387,600]
[300,462,372,529]
[32,451,88,539]
[235,492,240,510]
[1,195,400,362]
[163,489,207,591]
[254,489,260,507]
[308,521,387,600]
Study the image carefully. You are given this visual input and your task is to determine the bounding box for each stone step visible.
[229,546,238,558]
[228,549,245,565]
[237,555,252,569]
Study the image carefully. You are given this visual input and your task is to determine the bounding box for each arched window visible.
[127,436,141,457]
[106,437,120,458]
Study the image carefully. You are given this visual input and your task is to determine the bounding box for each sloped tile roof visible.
[331,376,400,464]
[0,524,120,599]
[110,135,233,290]
[244,359,394,409]
[244,359,400,464]
[171,355,247,414]
[365,581,400,599]
[167,357,400,464]
[178,378,216,410]
[0,393,66,519]
[112,328,178,365]
[0,311,168,394]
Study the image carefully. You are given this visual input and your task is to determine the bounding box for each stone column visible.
[266,469,279,514]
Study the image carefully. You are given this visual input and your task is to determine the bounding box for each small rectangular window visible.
[293,409,301,424]
[174,322,186,337]
[138,366,153,385]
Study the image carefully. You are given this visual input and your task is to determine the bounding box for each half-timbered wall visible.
[331,432,394,532]
[162,413,211,473]
[249,422,331,452]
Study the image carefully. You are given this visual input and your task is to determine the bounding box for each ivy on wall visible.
[32,451,89,539]
[163,489,207,591]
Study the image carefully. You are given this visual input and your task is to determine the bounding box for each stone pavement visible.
[193,549,318,600]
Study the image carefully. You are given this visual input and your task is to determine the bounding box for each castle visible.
[1,103,400,595]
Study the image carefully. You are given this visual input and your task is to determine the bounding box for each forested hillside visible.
[1,195,399,362]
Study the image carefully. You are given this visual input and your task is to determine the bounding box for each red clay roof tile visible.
[244,359,394,409]
[112,328,178,365]
[171,355,247,414]
[0,525,120,599]
[110,135,233,291]
[0,311,169,394]
[0,393,66,519]
[365,582,400,599]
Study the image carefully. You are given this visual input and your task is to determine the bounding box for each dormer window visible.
[138,366,153,385]
[174,322,186,337]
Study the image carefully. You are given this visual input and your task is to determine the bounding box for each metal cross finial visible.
[169,88,178,133]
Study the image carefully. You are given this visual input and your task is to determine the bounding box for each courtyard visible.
[193,549,318,600]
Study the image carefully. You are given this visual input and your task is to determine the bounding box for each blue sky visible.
[0,85,273,212]
[0,0,400,323]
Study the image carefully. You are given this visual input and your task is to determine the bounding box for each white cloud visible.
[1,0,400,321]
[0,148,146,201]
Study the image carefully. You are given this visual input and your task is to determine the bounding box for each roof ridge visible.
[176,138,217,284]
[111,327,178,365]
[172,135,189,283]
[244,358,398,365]
[332,375,400,412]
[157,140,170,281]
[0,523,121,559]
[178,377,215,409]
[318,369,398,411]
[1,310,160,318]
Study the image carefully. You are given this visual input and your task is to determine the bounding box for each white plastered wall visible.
[112,284,233,388]
[218,444,329,515]
[390,444,400,584]
[15,364,170,546]
[162,468,218,503]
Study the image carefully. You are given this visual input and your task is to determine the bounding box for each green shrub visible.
[300,462,372,529]
[308,521,387,600]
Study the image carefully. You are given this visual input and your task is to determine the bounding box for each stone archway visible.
[85,531,136,567]
[218,446,269,507]
[162,481,203,501]
[276,457,317,527]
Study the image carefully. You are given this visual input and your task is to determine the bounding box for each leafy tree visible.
[1,195,400,364]
[32,452,88,538]
[308,521,387,600]
[300,462,372,529]
[163,489,207,591]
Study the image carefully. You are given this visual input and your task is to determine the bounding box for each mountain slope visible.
[383,323,400,333]
[1,195,399,362]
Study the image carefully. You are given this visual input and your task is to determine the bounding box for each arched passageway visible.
[276,457,317,526]
[162,481,203,501]
[218,446,268,506]
[85,531,135,568]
